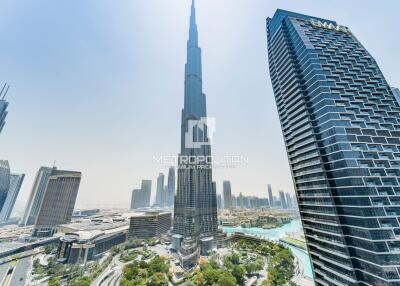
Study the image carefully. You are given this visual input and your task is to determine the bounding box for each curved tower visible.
[0,160,10,213]
[173,0,218,269]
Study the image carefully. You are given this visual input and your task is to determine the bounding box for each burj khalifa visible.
[172,0,218,269]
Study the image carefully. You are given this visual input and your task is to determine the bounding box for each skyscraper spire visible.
[188,0,198,52]
[173,0,218,270]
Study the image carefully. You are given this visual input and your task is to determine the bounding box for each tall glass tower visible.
[173,0,217,269]
[0,160,10,213]
[223,180,232,209]
[167,167,175,207]
[267,9,400,286]
[0,173,24,222]
[0,84,10,135]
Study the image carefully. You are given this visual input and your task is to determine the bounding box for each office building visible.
[0,160,10,213]
[223,180,232,209]
[173,0,218,269]
[21,167,55,226]
[129,211,171,239]
[167,167,175,207]
[217,194,222,209]
[279,191,287,209]
[267,9,400,285]
[285,192,292,209]
[231,195,237,208]
[29,168,81,236]
[131,189,145,209]
[267,184,273,207]
[238,193,244,208]
[0,174,24,222]
[141,179,152,207]
[0,84,9,135]
[155,173,165,206]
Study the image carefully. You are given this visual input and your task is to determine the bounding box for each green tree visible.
[215,272,237,286]
[48,277,61,286]
[72,276,91,286]
[231,264,245,285]
[148,272,167,286]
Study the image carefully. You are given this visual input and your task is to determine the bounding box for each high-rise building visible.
[279,191,287,209]
[32,169,81,237]
[173,0,218,269]
[0,84,9,135]
[0,173,24,222]
[167,167,175,207]
[267,184,273,207]
[267,9,400,285]
[238,193,244,208]
[141,179,152,207]
[392,87,400,104]
[130,189,143,209]
[223,180,232,209]
[217,194,222,210]
[155,173,165,206]
[131,180,152,209]
[285,192,292,209]
[21,167,55,226]
[0,160,10,213]
[231,195,237,208]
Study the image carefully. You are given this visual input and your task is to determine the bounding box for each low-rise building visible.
[128,211,171,239]
[57,216,129,264]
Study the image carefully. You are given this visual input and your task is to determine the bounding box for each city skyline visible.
[0,0,399,209]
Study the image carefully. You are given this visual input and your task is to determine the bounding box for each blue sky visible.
[0,0,399,208]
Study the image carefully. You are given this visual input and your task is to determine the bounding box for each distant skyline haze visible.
[0,0,398,208]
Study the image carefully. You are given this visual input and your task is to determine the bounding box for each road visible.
[91,254,124,286]
[0,263,10,285]
[9,256,31,286]
[0,256,32,286]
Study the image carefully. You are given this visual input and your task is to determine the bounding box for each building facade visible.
[0,173,24,222]
[128,211,171,239]
[57,218,128,264]
[131,189,143,209]
[392,87,400,105]
[167,167,175,207]
[267,9,400,286]
[0,160,10,213]
[32,169,81,237]
[223,180,232,209]
[279,190,287,209]
[21,167,55,226]
[155,173,165,206]
[267,184,274,207]
[0,84,9,135]
[141,179,151,207]
[173,0,218,269]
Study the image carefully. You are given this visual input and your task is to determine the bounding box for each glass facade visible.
[223,180,232,209]
[173,0,217,269]
[267,9,400,286]
[0,173,24,222]
[392,87,400,105]
[0,84,9,135]
[0,97,8,135]
[0,160,10,213]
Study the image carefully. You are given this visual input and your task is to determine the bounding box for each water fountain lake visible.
[222,219,313,278]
